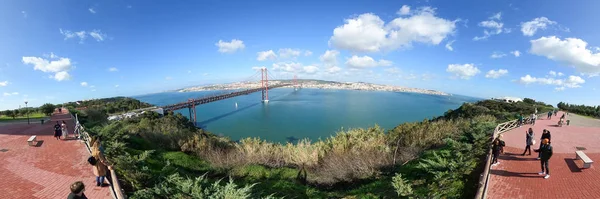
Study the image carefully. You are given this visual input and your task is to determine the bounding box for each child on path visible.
[62,120,69,139]
[53,121,62,140]
[538,138,553,179]
[67,181,88,199]
[537,130,551,159]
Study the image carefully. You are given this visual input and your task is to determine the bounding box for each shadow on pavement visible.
[564,158,582,172]
[490,170,542,178]
[499,154,538,161]
[35,140,44,147]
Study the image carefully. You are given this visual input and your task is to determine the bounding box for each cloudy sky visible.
[1,0,599,110]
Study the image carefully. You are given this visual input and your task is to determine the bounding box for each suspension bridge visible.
[160,68,300,124]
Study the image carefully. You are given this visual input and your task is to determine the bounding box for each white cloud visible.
[548,70,564,77]
[257,50,277,61]
[108,67,118,72]
[345,55,392,68]
[21,11,27,18]
[519,74,585,90]
[473,12,506,41]
[187,70,191,74]
[89,8,96,14]
[90,85,95,88]
[115,85,120,88]
[271,62,320,75]
[384,67,401,74]
[485,69,508,78]
[165,76,172,80]
[319,50,341,73]
[445,40,455,51]
[304,50,313,56]
[3,92,19,96]
[89,30,106,41]
[511,50,521,57]
[530,36,600,76]
[398,5,411,15]
[54,71,71,81]
[59,29,108,43]
[215,39,245,53]
[521,17,556,36]
[80,82,88,87]
[490,52,507,59]
[278,48,302,59]
[0,81,7,86]
[303,65,319,74]
[22,54,74,81]
[329,6,457,52]
[446,64,480,79]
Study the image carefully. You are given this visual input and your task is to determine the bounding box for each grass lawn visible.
[0,112,48,121]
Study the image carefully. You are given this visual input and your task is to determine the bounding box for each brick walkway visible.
[0,109,112,199]
[487,111,600,199]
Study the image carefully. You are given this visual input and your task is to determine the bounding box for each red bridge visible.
[161,68,298,124]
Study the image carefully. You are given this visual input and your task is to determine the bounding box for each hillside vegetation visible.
[558,102,600,118]
[71,96,552,199]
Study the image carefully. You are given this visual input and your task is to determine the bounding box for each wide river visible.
[134,88,481,143]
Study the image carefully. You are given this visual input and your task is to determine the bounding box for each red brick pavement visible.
[0,109,112,199]
[487,112,600,199]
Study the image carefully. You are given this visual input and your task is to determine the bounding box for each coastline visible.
[176,80,449,96]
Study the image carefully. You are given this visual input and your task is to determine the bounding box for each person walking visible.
[518,114,524,126]
[492,137,505,166]
[531,113,537,125]
[67,181,88,199]
[547,111,552,119]
[53,121,62,140]
[522,128,535,156]
[91,140,112,187]
[537,130,551,159]
[61,120,69,139]
[538,138,553,179]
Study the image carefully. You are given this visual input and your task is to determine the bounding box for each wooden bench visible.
[27,135,37,146]
[576,150,594,169]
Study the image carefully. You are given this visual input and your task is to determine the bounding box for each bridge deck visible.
[487,111,600,199]
[0,109,112,199]
[162,84,290,111]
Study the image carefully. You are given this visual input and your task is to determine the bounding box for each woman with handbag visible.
[522,128,535,156]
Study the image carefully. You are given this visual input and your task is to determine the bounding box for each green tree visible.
[40,103,56,116]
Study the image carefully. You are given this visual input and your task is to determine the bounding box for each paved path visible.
[487,111,600,199]
[0,109,112,199]
[565,112,600,128]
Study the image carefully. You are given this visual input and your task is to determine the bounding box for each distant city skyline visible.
[1,0,600,110]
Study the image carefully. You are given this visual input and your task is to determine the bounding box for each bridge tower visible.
[261,68,269,103]
[293,74,299,90]
[187,99,197,125]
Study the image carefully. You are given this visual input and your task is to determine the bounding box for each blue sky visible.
[1,0,599,110]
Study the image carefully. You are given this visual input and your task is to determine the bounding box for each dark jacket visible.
[67,193,88,199]
[541,132,551,141]
[539,144,553,160]
[492,140,505,155]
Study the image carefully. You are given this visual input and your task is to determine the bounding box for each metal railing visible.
[72,114,126,199]
[474,113,546,199]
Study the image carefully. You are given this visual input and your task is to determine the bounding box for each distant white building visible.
[492,97,523,103]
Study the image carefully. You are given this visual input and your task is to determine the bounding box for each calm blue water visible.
[134,88,481,143]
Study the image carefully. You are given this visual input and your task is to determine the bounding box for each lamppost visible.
[25,101,30,124]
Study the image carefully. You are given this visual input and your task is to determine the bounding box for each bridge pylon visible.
[261,68,269,103]
[187,99,197,125]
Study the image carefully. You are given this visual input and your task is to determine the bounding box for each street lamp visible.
[25,101,30,124]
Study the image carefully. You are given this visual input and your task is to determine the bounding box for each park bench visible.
[27,135,37,146]
[575,150,594,169]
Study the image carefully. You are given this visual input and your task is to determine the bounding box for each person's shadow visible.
[490,170,541,178]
